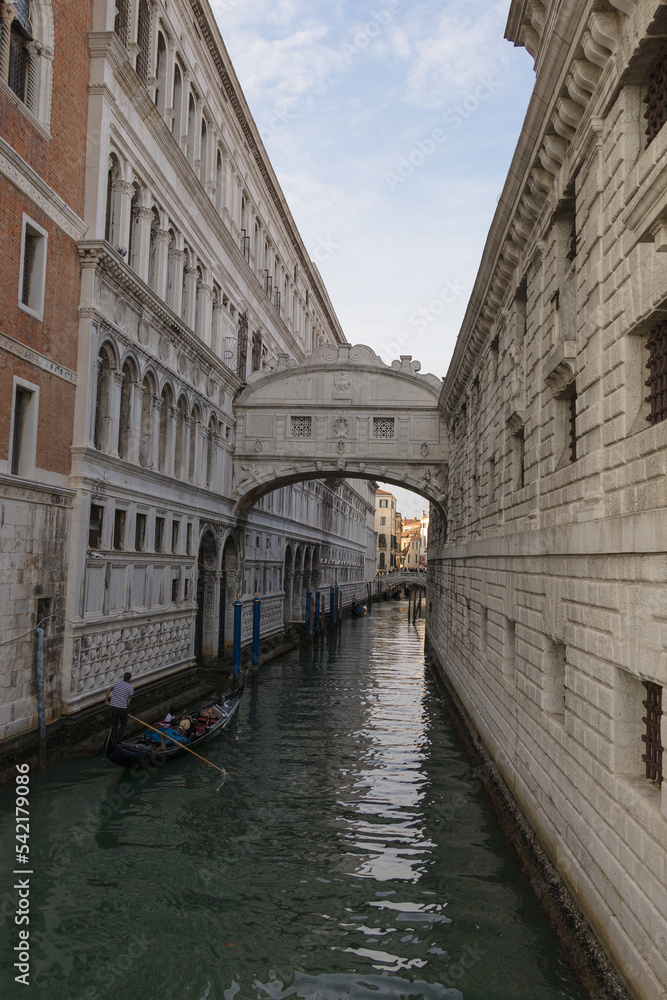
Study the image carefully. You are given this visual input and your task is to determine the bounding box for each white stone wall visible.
[429,3,667,998]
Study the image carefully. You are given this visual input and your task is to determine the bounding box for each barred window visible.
[373,417,395,439]
[644,59,667,148]
[378,534,387,548]
[136,0,152,84]
[291,416,312,438]
[642,682,663,785]
[645,321,667,426]
[114,0,130,45]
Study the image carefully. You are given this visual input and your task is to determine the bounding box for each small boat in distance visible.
[352,603,368,617]
[105,685,244,768]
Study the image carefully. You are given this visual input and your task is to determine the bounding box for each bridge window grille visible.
[644,59,667,148]
[373,417,395,439]
[291,416,312,438]
[645,321,667,425]
[642,682,663,785]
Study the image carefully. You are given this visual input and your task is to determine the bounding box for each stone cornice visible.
[0,137,87,241]
[188,0,347,347]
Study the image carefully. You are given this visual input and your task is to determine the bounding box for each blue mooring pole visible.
[305,590,312,637]
[252,594,261,666]
[335,585,340,624]
[233,597,243,676]
[315,591,321,632]
[329,585,335,627]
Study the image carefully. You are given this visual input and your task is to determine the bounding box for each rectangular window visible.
[135,512,147,551]
[171,576,180,603]
[380,516,386,525]
[154,516,165,553]
[642,682,663,785]
[112,509,126,550]
[291,416,312,438]
[186,522,193,555]
[644,58,667,148]
[378,534,387,548]
[10,380,38,476]
[89,504,104,549]
[171,519,180,553]
[645,320,667,426]
[373,417,395,439]
[184,577,190,602]
[379,499,388,508]
[18,216,48,320]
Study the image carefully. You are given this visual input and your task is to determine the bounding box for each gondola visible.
[105,685,244,768]
[352,602,368,617]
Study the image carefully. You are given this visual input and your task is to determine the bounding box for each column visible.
[196,421,207,486]
[206,126,218,202]
[184,266,197,330]
[193,96,204,178]
[154,226,171,299]
[135,205,153,282]
[108,370,125,458]
[199,281,213,346]
[118,179,135,255]
[168,246,185,315]
[180,71,191,154]
[151,394,162,470]
[182,414,191,482]
[164,38,175,131]
[128,381,145,464]
[167,405,178,478]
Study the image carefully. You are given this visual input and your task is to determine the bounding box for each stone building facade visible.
[428,2,667,997]
[0,0,91,741]
[59,0,375,716]
[375,489,398,573]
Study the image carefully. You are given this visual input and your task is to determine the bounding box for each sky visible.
[211,0,536,515]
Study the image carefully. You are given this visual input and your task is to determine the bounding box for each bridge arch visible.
[232,344,449,517]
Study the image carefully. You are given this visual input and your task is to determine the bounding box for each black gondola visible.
[105,685,244,768]
[352,603,368,617]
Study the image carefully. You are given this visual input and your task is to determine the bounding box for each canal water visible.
[0,602,588,1000]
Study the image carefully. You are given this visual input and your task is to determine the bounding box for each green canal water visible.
[0,603,588,1000]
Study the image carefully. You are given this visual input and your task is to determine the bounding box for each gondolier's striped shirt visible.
[109,680,134,708]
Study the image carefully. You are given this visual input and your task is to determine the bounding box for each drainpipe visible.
[35,627,46,767]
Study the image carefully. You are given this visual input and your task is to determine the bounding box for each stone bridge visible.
[232,344,448,515]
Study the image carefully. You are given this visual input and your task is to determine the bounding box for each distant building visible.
[400,510,429,570]
[375,489,398,573]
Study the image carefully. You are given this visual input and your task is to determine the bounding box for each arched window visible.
[155,32,167,114]
[94,345,114,451]
[172,63,183,139]
[148,207,161,291]
[199,119,208,185]
[118,358,137,460]
[5,0,54,125]
[241,197,246,232]
[187,94,196,167]
[136,0,152,85]
[215,151,223,213]
[105,153,122,245]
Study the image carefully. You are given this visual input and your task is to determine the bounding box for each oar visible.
[127,714,226,775]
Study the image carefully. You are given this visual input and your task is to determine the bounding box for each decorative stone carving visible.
[138,319,150,344]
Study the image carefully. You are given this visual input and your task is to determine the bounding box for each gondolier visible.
[105,672,134,741]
